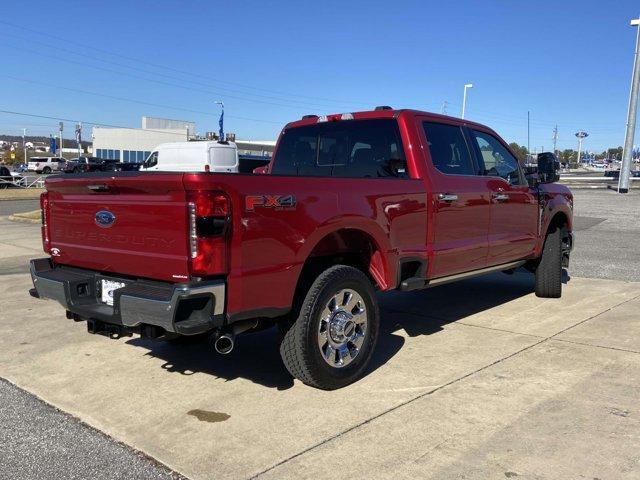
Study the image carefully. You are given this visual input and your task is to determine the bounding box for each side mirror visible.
[389,158,407,176]
[537,153,560,184]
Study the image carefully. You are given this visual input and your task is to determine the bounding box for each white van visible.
[142,141,239,173]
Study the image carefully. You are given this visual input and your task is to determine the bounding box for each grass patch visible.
[8,209,41,224]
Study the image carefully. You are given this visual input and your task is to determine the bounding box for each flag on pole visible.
[75,124,82,145]
[49,135,57,153]
[218,109,224,141]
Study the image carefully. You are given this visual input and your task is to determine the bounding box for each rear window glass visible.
[271,119,406,178]
[422,122,476,176]
[210,147,237,167]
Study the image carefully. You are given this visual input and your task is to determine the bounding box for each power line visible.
[0,21,624,141]
[0,20,373,107]
[0,33,368,112]
[3,75,283,125]
[2,41,345,113]
[0,109,220,136]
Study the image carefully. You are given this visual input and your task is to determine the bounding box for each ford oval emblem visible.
[95,210,115,228]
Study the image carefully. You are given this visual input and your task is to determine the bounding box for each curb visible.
[0,196,43,202]
[8,214,40,224]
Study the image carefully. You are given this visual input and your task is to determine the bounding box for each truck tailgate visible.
[45,173,190,282]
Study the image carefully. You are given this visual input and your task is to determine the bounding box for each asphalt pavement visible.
[0,379,184,480]
[0,199,40,216]
[570,189,640,282]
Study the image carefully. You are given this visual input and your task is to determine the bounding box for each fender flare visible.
[296,215,395,290]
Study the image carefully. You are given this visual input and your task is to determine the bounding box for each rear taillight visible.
[40,192,51,253]
[187,192,230,277]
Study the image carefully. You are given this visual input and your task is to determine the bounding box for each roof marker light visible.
[317,115,328,123]
[341,113,354,120]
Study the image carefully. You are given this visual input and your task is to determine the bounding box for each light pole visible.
[59,122,63,159]
[215,101,224,141]
[618,17,640,193]
[461,83,473,119]
[75,123,82,160]
[22,128,26,164]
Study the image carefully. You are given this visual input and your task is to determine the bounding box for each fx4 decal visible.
[245,194,296,211]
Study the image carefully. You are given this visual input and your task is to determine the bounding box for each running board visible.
[427,260,526,287]
[399,260,526,291]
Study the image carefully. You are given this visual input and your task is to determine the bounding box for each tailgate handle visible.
[87,184,110,192]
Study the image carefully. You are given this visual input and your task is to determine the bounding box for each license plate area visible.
[100,279,126,306]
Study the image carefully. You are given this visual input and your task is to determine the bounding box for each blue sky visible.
[0,0,638,152]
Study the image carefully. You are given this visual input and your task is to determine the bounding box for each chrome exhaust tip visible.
[213,333,234,355]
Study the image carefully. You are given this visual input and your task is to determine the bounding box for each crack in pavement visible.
[453,321,640,356]
[249,293,640,479]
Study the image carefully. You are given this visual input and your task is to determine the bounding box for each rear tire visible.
[535,225,563,298]
[42,167,51,174]
[280,265,379,390]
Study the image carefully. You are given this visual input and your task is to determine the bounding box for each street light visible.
[618,17,640,193]
[461,83,473,119]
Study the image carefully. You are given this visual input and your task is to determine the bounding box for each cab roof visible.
[284,108,490,131]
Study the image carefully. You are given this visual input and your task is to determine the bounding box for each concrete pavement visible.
[1,266,639,479]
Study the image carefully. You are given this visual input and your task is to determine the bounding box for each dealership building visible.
[92,116,275,163]
[92,117,194,163]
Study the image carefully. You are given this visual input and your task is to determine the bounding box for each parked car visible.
[604,169,640,178]
[29,108,574,390]
[27,157,65,174]
[112,162,142,172]
[141,141,239,173]
[62,157,120,173]
[0,165,12,188]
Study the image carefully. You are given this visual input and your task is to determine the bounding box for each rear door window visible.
[271,119,406,178]
[422,122,476,176]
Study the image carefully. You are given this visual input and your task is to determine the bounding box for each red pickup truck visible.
[30,108,573,390]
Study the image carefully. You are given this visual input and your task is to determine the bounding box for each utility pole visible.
[22,128,26,164]
[441,101,449,115]
[527,111,530,157]
[552,125,558,156]
[619,17,640,193]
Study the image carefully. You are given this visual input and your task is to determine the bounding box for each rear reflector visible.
[40,192,51,253]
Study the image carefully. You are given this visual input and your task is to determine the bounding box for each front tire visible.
[42,167,51,174]
[280,265,379,390]
[535,225,563,298]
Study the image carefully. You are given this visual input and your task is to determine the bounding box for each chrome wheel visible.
[317,289,367,368]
